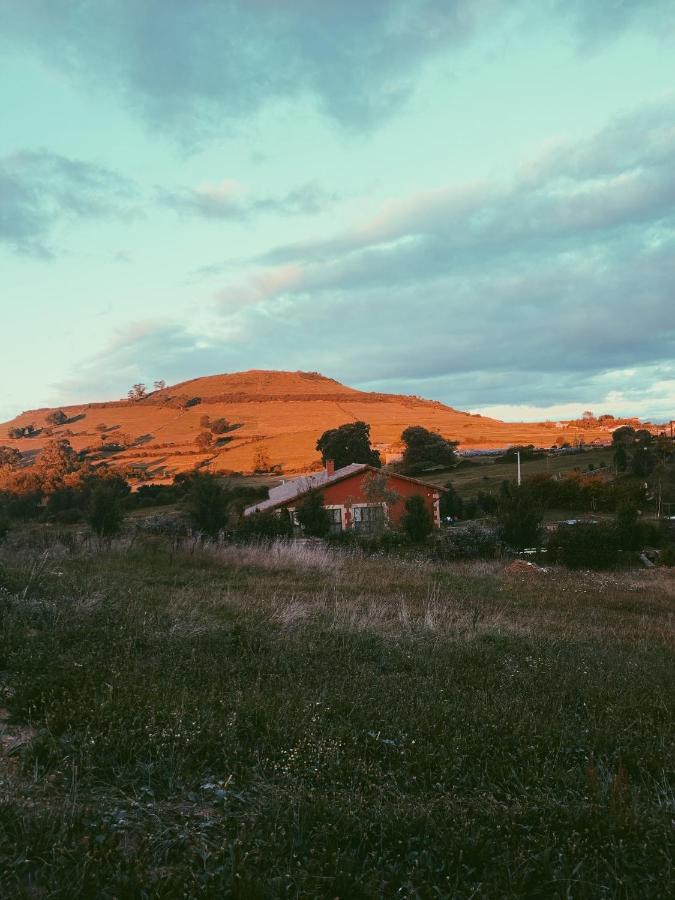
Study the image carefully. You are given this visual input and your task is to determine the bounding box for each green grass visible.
[423,448,616,498]
[0,536,673,898]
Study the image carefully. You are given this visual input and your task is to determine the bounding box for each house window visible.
[352,504,385,533]
[326,507,343,534]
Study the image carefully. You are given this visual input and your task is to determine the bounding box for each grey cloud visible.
[0,0,494,139]
[202,101,675,403]
[159,180,337,221]
[553,0,675,45]
[0,150,137,256]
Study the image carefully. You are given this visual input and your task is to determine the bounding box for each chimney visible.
[326,459,335,476]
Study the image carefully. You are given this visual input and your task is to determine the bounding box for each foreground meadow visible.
[0,537,673,898]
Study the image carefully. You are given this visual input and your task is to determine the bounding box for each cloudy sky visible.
[1,0,674,424]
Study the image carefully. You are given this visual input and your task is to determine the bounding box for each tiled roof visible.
[244,463,368,516]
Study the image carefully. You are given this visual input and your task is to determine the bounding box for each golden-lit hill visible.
[1,369,628,480]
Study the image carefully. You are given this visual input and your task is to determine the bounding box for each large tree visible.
[400,426,458,475]
[316,421,381,470]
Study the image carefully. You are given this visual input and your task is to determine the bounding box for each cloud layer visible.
[0,151,136,256]
[5,0,671,141]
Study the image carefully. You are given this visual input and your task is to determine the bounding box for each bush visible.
[497,485,543,550]
[401,495,433,543]
[46,410,68,426]
[185,474,229,537]
[296,491,331,538]
[86,485,123,538]
[436,524,500,560]
[547,523,620,569]
[234,510,294,540]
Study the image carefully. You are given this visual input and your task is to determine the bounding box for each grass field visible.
[422,448,616,499]
[1,536,673,898]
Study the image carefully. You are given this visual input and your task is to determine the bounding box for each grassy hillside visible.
[1,536,673,898]
[0,369,622,478]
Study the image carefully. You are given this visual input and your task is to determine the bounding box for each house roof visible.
[244,463,442,516]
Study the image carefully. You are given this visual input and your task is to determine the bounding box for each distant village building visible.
[244,462,442,533]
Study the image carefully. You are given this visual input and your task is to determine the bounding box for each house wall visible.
[319,472,440,529]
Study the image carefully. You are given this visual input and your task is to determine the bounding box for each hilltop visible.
[1,369,628,479]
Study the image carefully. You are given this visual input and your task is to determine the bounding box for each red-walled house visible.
[243,462,442,533]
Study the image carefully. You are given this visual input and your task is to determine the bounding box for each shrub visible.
[46,409,68,426]
[296,491,331,538]
[401,495,433,543]
[195,431,213,450]
[547,523,620,569]
[186,473,229,537]
[660,544,675,566]
[497,485,543,550]
[234,510,294,540]
[436,524,500,560]
[209,418,231,435]
[86,485,123,538]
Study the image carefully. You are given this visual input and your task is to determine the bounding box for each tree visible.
[36,438,80,493]
[0,446,21,469]
[612,426,636,446]
[153,380,167,391]
[440,481,464,519]
[497,484,543,550]
[9,424,37,439]
[401,426,458,475]
[127,383,147,402]
[616,502,642,551]
[253,445,272,473]
[86,484,123,538]
[316,421,381,470]
[630,445,655,477]
[296,490,331,537]
[613,444,628,473]
[195,431,213,450]
[186,473,229,537]
[46,410,68,426]
[209,418,231,435]
[401,495,433,542]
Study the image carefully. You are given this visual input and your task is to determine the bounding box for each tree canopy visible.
[316,421,381,470]
[400,426,458,474]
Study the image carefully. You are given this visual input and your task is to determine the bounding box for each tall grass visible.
[0,536,673,898]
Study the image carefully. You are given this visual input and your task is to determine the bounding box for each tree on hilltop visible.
[127,384,147,402]
[46,410,68,426]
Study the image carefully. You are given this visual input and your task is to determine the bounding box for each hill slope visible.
[1,369,618,479]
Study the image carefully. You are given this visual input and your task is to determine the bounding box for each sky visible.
[1,0,674,424]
